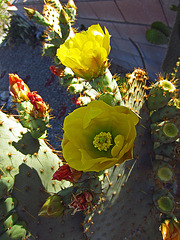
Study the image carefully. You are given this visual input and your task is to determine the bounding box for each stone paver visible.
[116,0,167,24]
[88,1,125,22]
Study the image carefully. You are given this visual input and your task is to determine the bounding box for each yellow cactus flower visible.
[61,101,139,172]
[161,219,180,240]
[56,24,111,80]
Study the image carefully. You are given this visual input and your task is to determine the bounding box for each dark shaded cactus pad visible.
[83,103,163,240]
[82,70,163,240]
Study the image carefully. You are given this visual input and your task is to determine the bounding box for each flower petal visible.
[63,141,82,169]
[56,24,111,80]
[111,134,124,157]
[62,101,138,172]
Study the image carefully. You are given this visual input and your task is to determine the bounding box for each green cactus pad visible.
[154,142,180,159]
[151,21,170,37]
[0,177,14,199]
[90,69,123,105]
[146,29,169,45]
[29,115,49,139]
[0,110,71,192]
[0,197,17,221]
[16,101,33,129]
[42,44,57,57]
[150,99,180,122]
[12,164,86,240]
[123,68,148,113]
[0,213,18,236]
[99,93,116,106]
[24,7,51,27]
[83,102,162,239]
[0,221,26,240]
[147,80,176,111]
[151,119,180,144]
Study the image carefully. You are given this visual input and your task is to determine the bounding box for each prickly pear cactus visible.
[0,110,87,239]
[0,1,180,239]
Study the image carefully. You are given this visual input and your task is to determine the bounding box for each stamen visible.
[93,132,112,151]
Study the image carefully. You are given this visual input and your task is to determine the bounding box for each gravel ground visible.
[0,42,129,150]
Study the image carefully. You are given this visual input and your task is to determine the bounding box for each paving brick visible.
[139,43,167,64]
[75,2,98,19]
[112,37,143,56]
[133,55,146,69]
[113,23,148,43]
[13,0,43,3]
[160,0,179,27]
[144,57,164,80]
[98,21,121,37]
[14,3,43,13]
[116,0,167,25]
[111,57,132,71]
[110,47,138,66]
[88,1,125,22]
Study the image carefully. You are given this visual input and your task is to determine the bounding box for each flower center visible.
[93,132,112,151]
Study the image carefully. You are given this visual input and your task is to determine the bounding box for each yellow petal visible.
[85,156,118,172]
[63,141,82,169]
[115,106,139,125]
[118,147,133,164]
[88,24,104,37]
[83,105,103,129]
[56,24,111,80]
[111,134,124,157]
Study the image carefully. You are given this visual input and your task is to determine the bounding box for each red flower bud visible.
[52,164,82,183]
[161,218,180,240]
[71,96,81,105]
[9,74,30,102]
[27,91,48,118]
[69,192,93,214]
[50,65,64,77]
